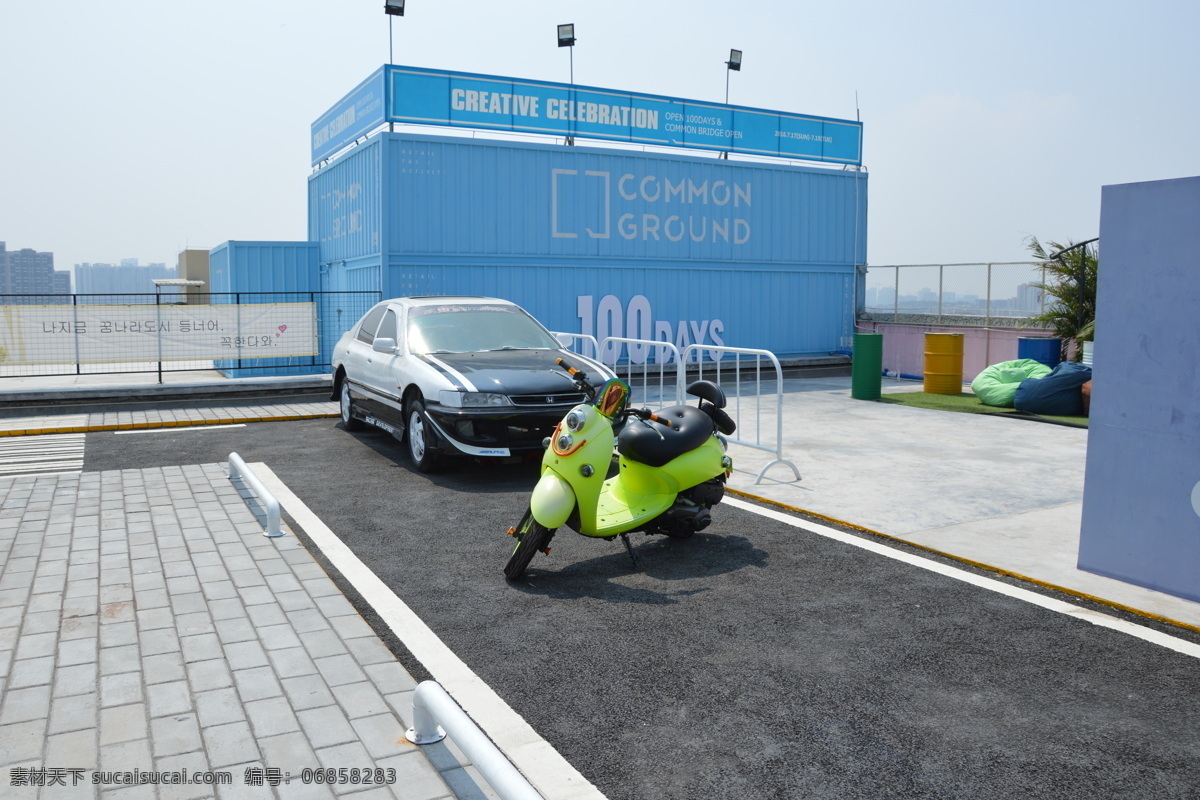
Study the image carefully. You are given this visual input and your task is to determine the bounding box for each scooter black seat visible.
[617,405,714,468]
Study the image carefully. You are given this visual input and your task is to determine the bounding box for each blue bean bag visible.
[1014,361,1093,416]
[970,359,1052,407]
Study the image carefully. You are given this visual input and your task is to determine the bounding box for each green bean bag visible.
[970,359,1052,407]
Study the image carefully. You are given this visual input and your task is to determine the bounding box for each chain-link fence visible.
[0,291,380,379]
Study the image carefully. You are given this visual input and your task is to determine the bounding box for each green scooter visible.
[504,358,735,580]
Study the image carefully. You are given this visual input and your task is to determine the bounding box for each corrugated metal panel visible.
[376,133,865,267]
[385,259,853,359]
[309,131,865,360]
[310,132,866,269]
[207,241,319,295]
[208,242,231,294]
[321,261,381,294]
[209,241,321,378]
[308,138,382,264]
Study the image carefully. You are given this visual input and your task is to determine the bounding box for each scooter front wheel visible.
[504,509,555,580]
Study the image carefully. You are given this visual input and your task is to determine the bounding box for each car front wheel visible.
[406,397,442,473]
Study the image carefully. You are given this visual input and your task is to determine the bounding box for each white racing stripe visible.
[724,496,1200,660]
[0,433,85,476]
[250,463,607,800]
[423,354,478,392]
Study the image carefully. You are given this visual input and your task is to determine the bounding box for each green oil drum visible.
[851,332,884,400]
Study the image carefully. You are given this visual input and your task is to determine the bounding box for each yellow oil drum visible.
[923,332,965,395]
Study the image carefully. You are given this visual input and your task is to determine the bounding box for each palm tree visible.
[1026,236,1098,361]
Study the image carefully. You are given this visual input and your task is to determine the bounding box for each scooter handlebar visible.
[632,408,674,427]
[555,358,595,398]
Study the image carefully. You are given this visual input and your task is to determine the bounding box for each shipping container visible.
[208,241,324,377]
[208,241,320,294]
[308,132,867,361]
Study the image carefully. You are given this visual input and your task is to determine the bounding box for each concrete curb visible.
[0,412,340,438]
[0,375,332,405]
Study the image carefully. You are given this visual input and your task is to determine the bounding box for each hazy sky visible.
[2,1,1197,275]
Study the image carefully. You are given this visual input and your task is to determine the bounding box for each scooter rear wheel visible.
[504,510,555,580]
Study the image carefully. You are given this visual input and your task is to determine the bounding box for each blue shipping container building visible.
[208,240,325,377]
[308,132,867,363]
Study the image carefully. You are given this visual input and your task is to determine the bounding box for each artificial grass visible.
[876,390,1089,428]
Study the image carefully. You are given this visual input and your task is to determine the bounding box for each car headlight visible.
[565,408,587,432]
[439,391,513,408]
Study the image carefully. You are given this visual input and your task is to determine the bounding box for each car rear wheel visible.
[340,381,363,432]
[406,397,442,473]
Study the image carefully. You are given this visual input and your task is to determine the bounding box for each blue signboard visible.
[311,68,387,165]
[311,65,863,167]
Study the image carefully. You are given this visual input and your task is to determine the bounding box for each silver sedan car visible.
[330,296,613,472]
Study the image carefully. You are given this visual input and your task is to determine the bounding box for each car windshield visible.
[407,304,561,354]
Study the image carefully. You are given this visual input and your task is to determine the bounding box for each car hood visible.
[421,349,585,395]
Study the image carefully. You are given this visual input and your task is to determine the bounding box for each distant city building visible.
[74,259,176,295]
[0,241,71,295]
[177,249,210,303]
[1017,282,1044,312]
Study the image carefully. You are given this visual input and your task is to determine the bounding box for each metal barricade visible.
[597,337,685,410]
[552,331,600,360]
[681,344,801,485]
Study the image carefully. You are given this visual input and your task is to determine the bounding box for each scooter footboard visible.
[530,471,577,529]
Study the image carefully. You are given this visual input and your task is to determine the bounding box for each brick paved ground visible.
[0,462,491,799]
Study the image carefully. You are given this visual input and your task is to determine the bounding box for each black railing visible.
[0,291,380,380]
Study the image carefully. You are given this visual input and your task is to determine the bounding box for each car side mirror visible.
[372,337,397,354]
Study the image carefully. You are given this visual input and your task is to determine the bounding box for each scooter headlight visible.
[565,408,586,432]
[556,433,574,452]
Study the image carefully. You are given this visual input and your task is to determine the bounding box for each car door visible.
[360,306,407,426]
[341,303,388,415]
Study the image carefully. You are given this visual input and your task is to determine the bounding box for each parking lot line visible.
[724,496,1200,660]
[251,461,608,800]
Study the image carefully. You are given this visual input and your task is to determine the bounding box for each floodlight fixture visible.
[384,0,405,16]
[726,49,742,71]
[557,23,576,47]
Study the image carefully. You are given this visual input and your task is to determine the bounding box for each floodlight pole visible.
[721,69,730,159]
[558,24,576,146]
[385,1,405,131]
[567,45,575,145]
[721,49,741,160]
[389,18,394,132]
